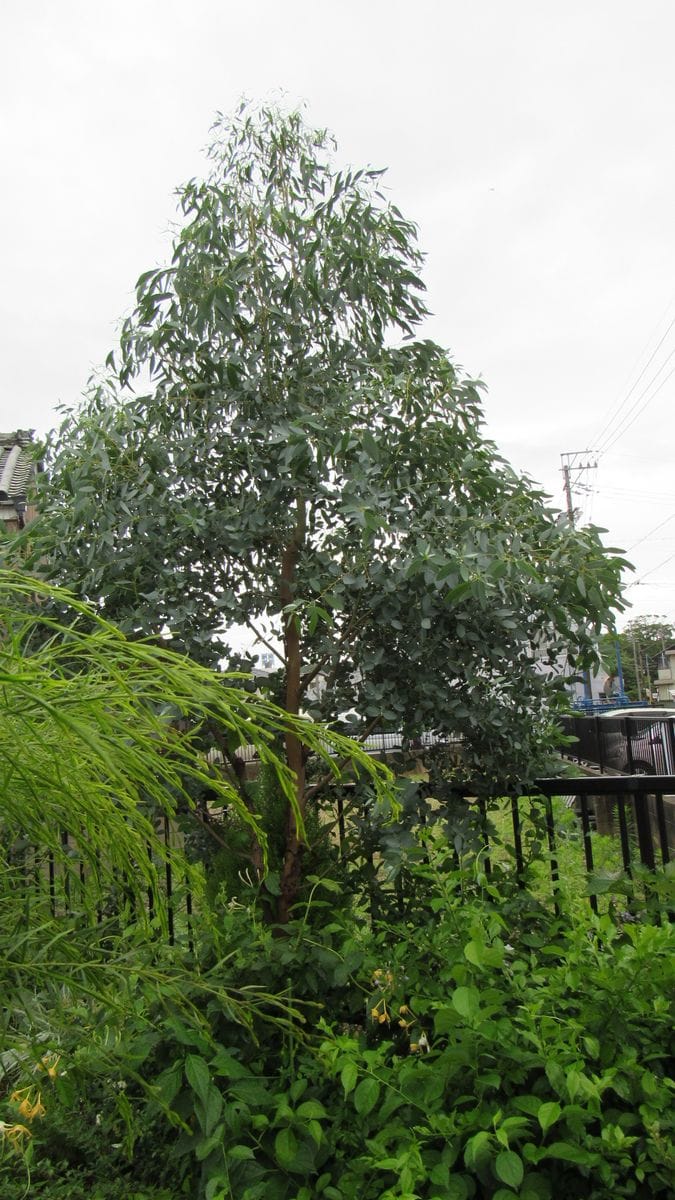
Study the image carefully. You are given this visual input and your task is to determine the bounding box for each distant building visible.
[0,430,40,532]
[654,646,675,705]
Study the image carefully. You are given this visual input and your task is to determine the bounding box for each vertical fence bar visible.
[668,720,675,775]
[578,795,598,914]
[633,791,656,870]
[616,795,633,876]
[625,719,636,774]
[653,793,670,866]
[147,842,155,921]
[544,794,561,917]
[337,791,346,859]
[595,715,605,774]
[61,830,71,912]
[477,795,492,878]
[510,796,525,887]
[185,875,194,954]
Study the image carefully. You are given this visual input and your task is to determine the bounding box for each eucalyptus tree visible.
[37,103,626,916]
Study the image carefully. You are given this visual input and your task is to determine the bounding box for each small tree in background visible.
[600,615,675,699]
[35,102,626,917]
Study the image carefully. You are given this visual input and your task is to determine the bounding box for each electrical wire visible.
[591,298,675,451]
[596,353,675,456]
[625,513,675,553]
[634,549,675,583]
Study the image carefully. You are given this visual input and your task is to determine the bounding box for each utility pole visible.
[644,652,653,702]
[562,462,575,522]
[561,451,598,525]
[561,451,598,701]
[632,637,643,701]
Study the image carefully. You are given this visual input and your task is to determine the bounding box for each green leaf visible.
[542,1141,600,1166]
[203,1086,223,1138]
[227,1145,256,1160]
[205,1177,229,1200]
[196,1124,225,1160]
[185,1054,211,1109]
[537,1101,561,1134]
[495,1150,524,1188]
[464,1130,492,1170]
[444,1181,472,1200]
[353,1077,380,1115]
[341,1061,358,1096]
[296,1100,327,1119]
[452,985,480,1020]
[274,1126,299,1169]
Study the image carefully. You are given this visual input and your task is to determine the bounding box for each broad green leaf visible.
[495,1149,524,1188]
[452,985,480,1020]
[296,1100,328,1119]
[353,1077,380,1116]
[464,1130,492,1170]
[274,1127,299,1169]
[537,1101,561,1134]
[341,1061,358,1096]
[185,1054,211,1109]
[542,1141,601,1166]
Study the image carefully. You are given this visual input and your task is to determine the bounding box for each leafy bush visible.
[7,834,671,1200]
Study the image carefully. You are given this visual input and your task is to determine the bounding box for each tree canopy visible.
[33,102,627,911]
[600,615,675,699]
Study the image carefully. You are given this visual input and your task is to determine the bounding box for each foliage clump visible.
[33,103,627,914]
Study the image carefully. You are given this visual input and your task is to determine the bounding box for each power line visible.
[625,512,675,553]
[592,299,675,451]
[593,348,672,458]
[593,486,675,502]
[634,549,675,583]
[597,356,675,456]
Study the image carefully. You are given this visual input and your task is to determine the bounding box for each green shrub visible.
[11,838,671,1200]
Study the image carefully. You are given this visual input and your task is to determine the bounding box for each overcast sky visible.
[2,0,674,629]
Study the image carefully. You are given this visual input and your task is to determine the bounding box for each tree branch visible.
[245,618,285,666]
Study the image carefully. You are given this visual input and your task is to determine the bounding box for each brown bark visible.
[277,496,307,923]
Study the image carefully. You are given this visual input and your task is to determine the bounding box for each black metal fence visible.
[12,815,194,948]
[516,775,671,916]
[560,713,675,776]
[11,721,675,936]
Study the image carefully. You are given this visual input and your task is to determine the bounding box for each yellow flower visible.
[37,1052,61,1079]
[398,1005,410,1016]
[378,1013,387,1024]
[10,1088,46,1121]
[370,1006,380,1019]
[410,1042,419,1052]
[0,1121,32,1152]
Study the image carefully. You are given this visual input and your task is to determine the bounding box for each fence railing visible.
[10,728,675,938]
[560,713,675,776]
[523,775,671,916]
